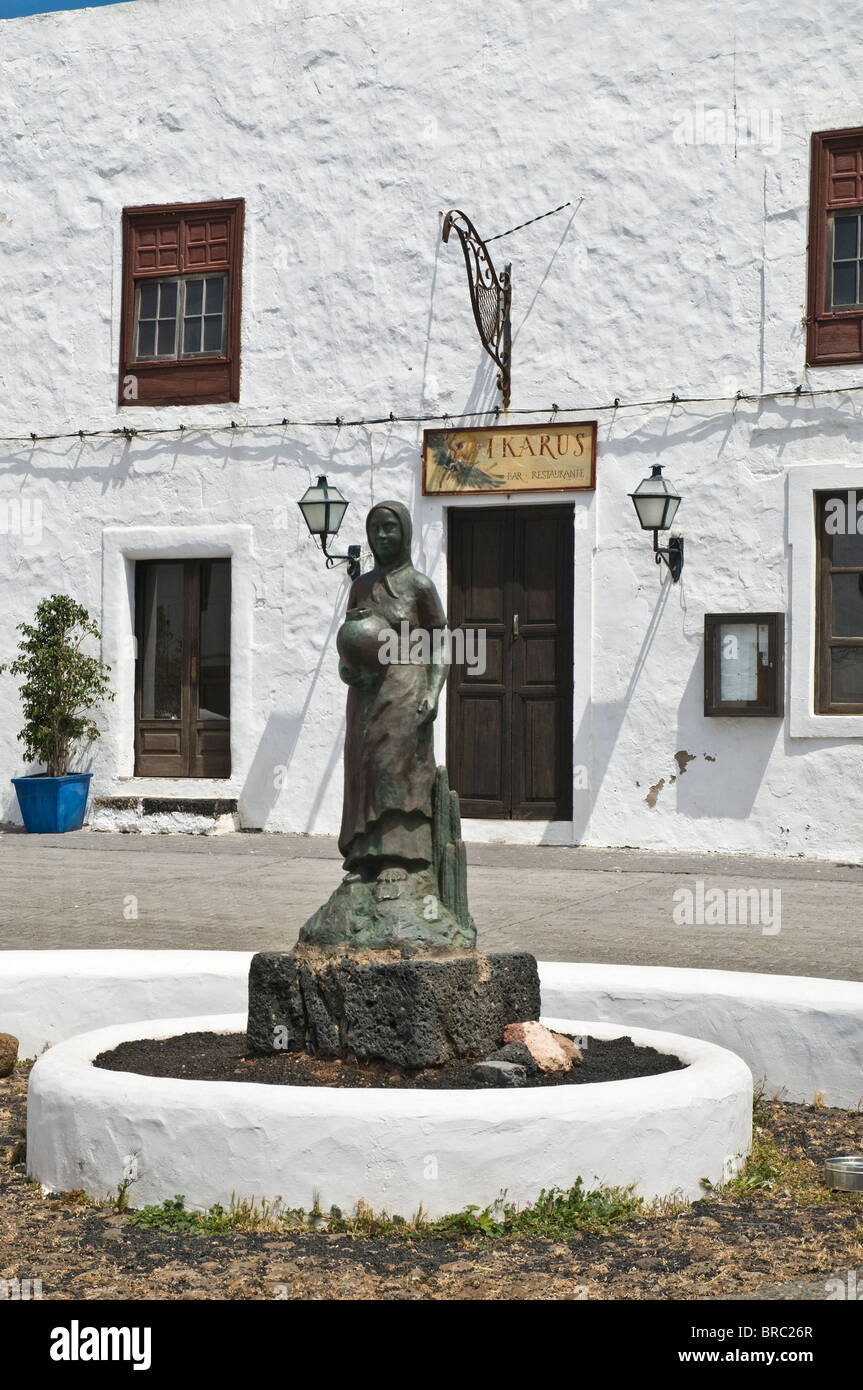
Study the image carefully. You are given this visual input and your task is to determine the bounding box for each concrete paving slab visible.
[0,829,860,979]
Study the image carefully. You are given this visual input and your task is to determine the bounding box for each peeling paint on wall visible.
[674,750,697,775]
[645,779,665,808]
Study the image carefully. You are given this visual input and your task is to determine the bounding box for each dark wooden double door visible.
[447,505,574,819]
[135,559,231,777]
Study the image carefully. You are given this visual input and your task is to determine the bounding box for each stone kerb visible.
[3,952,859,1105]
[539,963,863,1108]
[26,1012,753,1217]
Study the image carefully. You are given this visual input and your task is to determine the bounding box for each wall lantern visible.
[629,464,684,582]
[297,475,361,580]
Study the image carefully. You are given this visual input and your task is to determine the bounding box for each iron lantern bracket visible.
[653,531,684,582]
[442,209,512,408]
[320,536,362,581]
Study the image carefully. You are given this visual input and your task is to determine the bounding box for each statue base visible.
[297,865,476,952]
[246,945,541,1068]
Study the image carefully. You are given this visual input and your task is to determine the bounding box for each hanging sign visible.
[422,421,596,495]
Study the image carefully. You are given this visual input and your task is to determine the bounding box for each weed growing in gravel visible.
[705,1125,863,1208]
[752,1079,772,1127]
[433,1180,645,1238]
[128,1195,209,1232]
[124,1179,648,1241]
[127,1194,305,1235]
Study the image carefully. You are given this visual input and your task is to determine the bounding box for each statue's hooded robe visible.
[337,500,447,874]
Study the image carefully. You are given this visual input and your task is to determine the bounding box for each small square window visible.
[704,613,784,717]
[120,199,243,406]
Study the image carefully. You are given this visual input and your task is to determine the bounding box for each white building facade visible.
[2,0,863,859]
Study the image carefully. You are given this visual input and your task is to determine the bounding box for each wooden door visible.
[135,559,231,777]
[447,505,573,819]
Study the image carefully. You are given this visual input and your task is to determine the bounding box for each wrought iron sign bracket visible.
[442,210,512,408]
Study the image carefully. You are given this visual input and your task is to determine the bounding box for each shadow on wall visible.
[239,710,304,829]
[572,576,677,841]
[239,579,347,832]
[673,647,781,819]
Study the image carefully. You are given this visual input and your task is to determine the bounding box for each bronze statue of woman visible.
[298,499,475,950]
[336,500,447,879]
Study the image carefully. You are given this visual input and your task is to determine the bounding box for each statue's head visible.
[366,500,412,570]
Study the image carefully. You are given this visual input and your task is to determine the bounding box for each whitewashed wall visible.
[2,0,863,858]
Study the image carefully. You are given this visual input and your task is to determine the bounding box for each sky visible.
[0,0,131,16]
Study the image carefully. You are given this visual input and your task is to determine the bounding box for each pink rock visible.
[551,1031,583,1065]
[503,1020,572,1073]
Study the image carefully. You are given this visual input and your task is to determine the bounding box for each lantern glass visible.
[629,465,682,531]
[298,475,349,537]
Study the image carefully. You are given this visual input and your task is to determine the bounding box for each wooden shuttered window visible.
[120,199,244,406]
[807,129,863,366]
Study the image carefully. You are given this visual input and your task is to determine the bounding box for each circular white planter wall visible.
[27,1013,753,1218]
[5,950,859,1104]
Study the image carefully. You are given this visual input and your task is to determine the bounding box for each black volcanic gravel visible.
[94,1031,685,1088]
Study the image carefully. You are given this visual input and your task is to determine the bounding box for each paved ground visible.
[0,829,860,978]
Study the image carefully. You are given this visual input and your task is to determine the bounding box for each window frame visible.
[119,198,244,407]
[134,557,232,777]
[133,272,229,363]
[807,128,863,365]
[825,211,863,311]
[703,613,785,718]
[815,491,863,714]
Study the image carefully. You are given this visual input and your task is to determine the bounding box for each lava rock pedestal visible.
[246,946,541,1069]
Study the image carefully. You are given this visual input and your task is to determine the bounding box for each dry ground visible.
[1,1063,861,1301]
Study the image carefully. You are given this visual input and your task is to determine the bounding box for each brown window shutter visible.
[131,220,181,275]
[807,128,863,366]
[182,215,231,270]
[120,198,244,406]
[827,145,863,205]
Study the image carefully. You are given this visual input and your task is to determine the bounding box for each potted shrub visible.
[1,595,115,833]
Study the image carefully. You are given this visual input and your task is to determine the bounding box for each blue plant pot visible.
[11,773,93,834]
